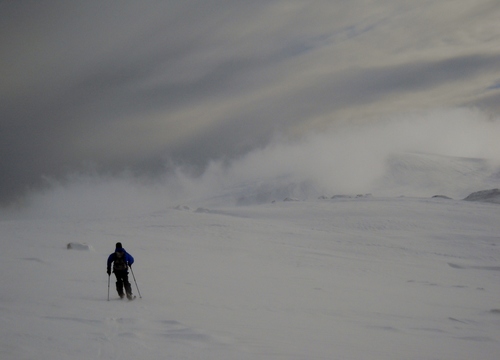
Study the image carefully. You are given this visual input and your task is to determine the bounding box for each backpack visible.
[113,252,128,271]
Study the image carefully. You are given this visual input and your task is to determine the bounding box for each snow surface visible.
[1,149,500,359]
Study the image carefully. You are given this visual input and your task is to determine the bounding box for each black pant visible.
[114,270,132,296]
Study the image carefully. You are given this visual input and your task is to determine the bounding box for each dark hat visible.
[115,242,123,249]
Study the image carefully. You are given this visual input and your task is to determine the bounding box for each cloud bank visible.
[6,108,498,219]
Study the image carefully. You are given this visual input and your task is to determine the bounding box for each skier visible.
[107,242,135,300]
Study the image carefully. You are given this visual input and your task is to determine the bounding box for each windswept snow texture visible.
[1,194,500,359]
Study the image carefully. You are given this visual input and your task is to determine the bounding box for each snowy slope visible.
[1,193,500,360]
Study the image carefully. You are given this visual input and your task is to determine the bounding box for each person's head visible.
[115,242,124,257]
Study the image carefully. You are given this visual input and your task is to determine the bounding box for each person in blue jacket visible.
[107,242,134,299]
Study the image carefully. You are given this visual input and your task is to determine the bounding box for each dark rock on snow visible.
[463,189,500,204]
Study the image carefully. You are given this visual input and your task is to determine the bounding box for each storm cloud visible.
[1,0,500,205]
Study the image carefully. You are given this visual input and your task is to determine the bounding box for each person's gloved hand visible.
[107,269,111,275]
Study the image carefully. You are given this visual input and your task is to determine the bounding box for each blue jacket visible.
[107,247,134,273]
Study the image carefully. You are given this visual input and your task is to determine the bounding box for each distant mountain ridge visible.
[373,152,499,199]
[224,152,500,205]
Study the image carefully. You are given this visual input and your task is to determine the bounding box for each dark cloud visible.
[1,1,500,205]
[333,54,500,108]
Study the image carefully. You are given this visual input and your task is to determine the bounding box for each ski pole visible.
[129,265,142,298]
[107,274,110,301]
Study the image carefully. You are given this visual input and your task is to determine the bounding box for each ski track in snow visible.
[1,195,500,359]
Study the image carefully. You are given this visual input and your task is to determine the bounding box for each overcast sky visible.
[2,0,500,205]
